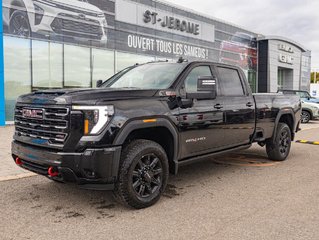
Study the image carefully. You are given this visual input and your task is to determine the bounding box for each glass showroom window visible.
[4,36,31,121]
[92,48,114,87]
[64,45,91,87]
[116,51,155,72]
[32,40,63,89]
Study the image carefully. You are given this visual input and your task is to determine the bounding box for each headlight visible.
[72,106,114,135]
[34,4,44,25]
[102,18,107,27]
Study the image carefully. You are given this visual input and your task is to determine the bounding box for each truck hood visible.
[17,88,159,105]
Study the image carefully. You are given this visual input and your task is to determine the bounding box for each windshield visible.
[296,91,311,98]
[106,63,185,89]
[100,66,135,88]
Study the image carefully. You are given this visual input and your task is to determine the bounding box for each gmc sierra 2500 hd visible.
[12,60,301,209]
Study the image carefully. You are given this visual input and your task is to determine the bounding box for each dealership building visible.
[0,0,311,125]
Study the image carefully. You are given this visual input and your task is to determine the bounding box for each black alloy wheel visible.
[9,10,31,38]
[278,127,290,156]
[114,139,169,209]
[132,153,163,198]
[266,122,291,161]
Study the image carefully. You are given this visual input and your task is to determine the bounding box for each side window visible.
[185,66,213,93]
[218,67,244,96]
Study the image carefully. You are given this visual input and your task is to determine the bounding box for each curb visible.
[0,173,37,182]
[296,140,319,145]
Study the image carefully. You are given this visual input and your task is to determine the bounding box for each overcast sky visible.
[165,0,318,69]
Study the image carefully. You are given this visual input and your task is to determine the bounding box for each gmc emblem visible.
[22,109,43,119]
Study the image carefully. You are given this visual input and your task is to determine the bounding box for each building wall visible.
[257,40,268,93]
[0,0,311,125]
[301,51,311,91]
[258,38,309,93]
[268,39,302,92]
[1,0,258,123]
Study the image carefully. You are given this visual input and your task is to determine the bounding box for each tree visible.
[311,72,319,83]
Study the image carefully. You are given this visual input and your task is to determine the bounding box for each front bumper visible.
[312,110,319,120]
[12,141,121,190]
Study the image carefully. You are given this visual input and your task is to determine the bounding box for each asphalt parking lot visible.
[1,123,319,240]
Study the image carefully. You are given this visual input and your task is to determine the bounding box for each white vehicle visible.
[301,101,319,123]
[3,0,107,42]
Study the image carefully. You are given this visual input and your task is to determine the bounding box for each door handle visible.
[214,104,223,109]
[246,102,253,107]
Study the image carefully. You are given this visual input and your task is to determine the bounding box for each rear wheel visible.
[301,110,311,123]
[266,123,291,161]
[114,139,169,209]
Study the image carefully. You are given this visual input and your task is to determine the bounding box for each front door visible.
[177,64,225,159]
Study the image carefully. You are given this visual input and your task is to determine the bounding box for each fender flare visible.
[113,118,179,173]
[272,108,296,143]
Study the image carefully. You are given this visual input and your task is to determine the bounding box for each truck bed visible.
[253,93,301,140]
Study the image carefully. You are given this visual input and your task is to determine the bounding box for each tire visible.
[114,139,169,209]
[266,123,292,161]
[9,10,31,38]
[301,110,311,123]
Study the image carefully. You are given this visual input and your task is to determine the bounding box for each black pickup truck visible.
[12,60,301,208]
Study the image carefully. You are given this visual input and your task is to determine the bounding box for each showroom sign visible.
[278,43,294,65]
[115,0,215,42]
[143,10,200,36]
[278,43,294,53]
[127,34,209,59]
[279,54,294,65]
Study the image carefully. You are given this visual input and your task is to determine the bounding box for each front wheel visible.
[266,123,292,161]
[114,139,169,209]
[301,110,311,123]
[9,10,31,37]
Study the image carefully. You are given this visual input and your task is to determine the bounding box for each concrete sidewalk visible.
[1,121,319,182]
[0,126,35,181]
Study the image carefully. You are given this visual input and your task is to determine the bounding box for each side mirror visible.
[186,76,217,100]
[179,98,193,109]
[96,80,103,88]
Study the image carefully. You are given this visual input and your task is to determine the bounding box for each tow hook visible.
[15,157,22,165]
[48,167,59,177]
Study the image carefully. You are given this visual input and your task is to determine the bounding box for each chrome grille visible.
[15,105,70,147]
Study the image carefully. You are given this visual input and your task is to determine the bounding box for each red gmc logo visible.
[22,109,43,119]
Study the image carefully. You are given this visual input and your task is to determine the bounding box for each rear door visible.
[216,66,255,147]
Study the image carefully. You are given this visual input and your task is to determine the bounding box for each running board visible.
[177,144,251,167]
